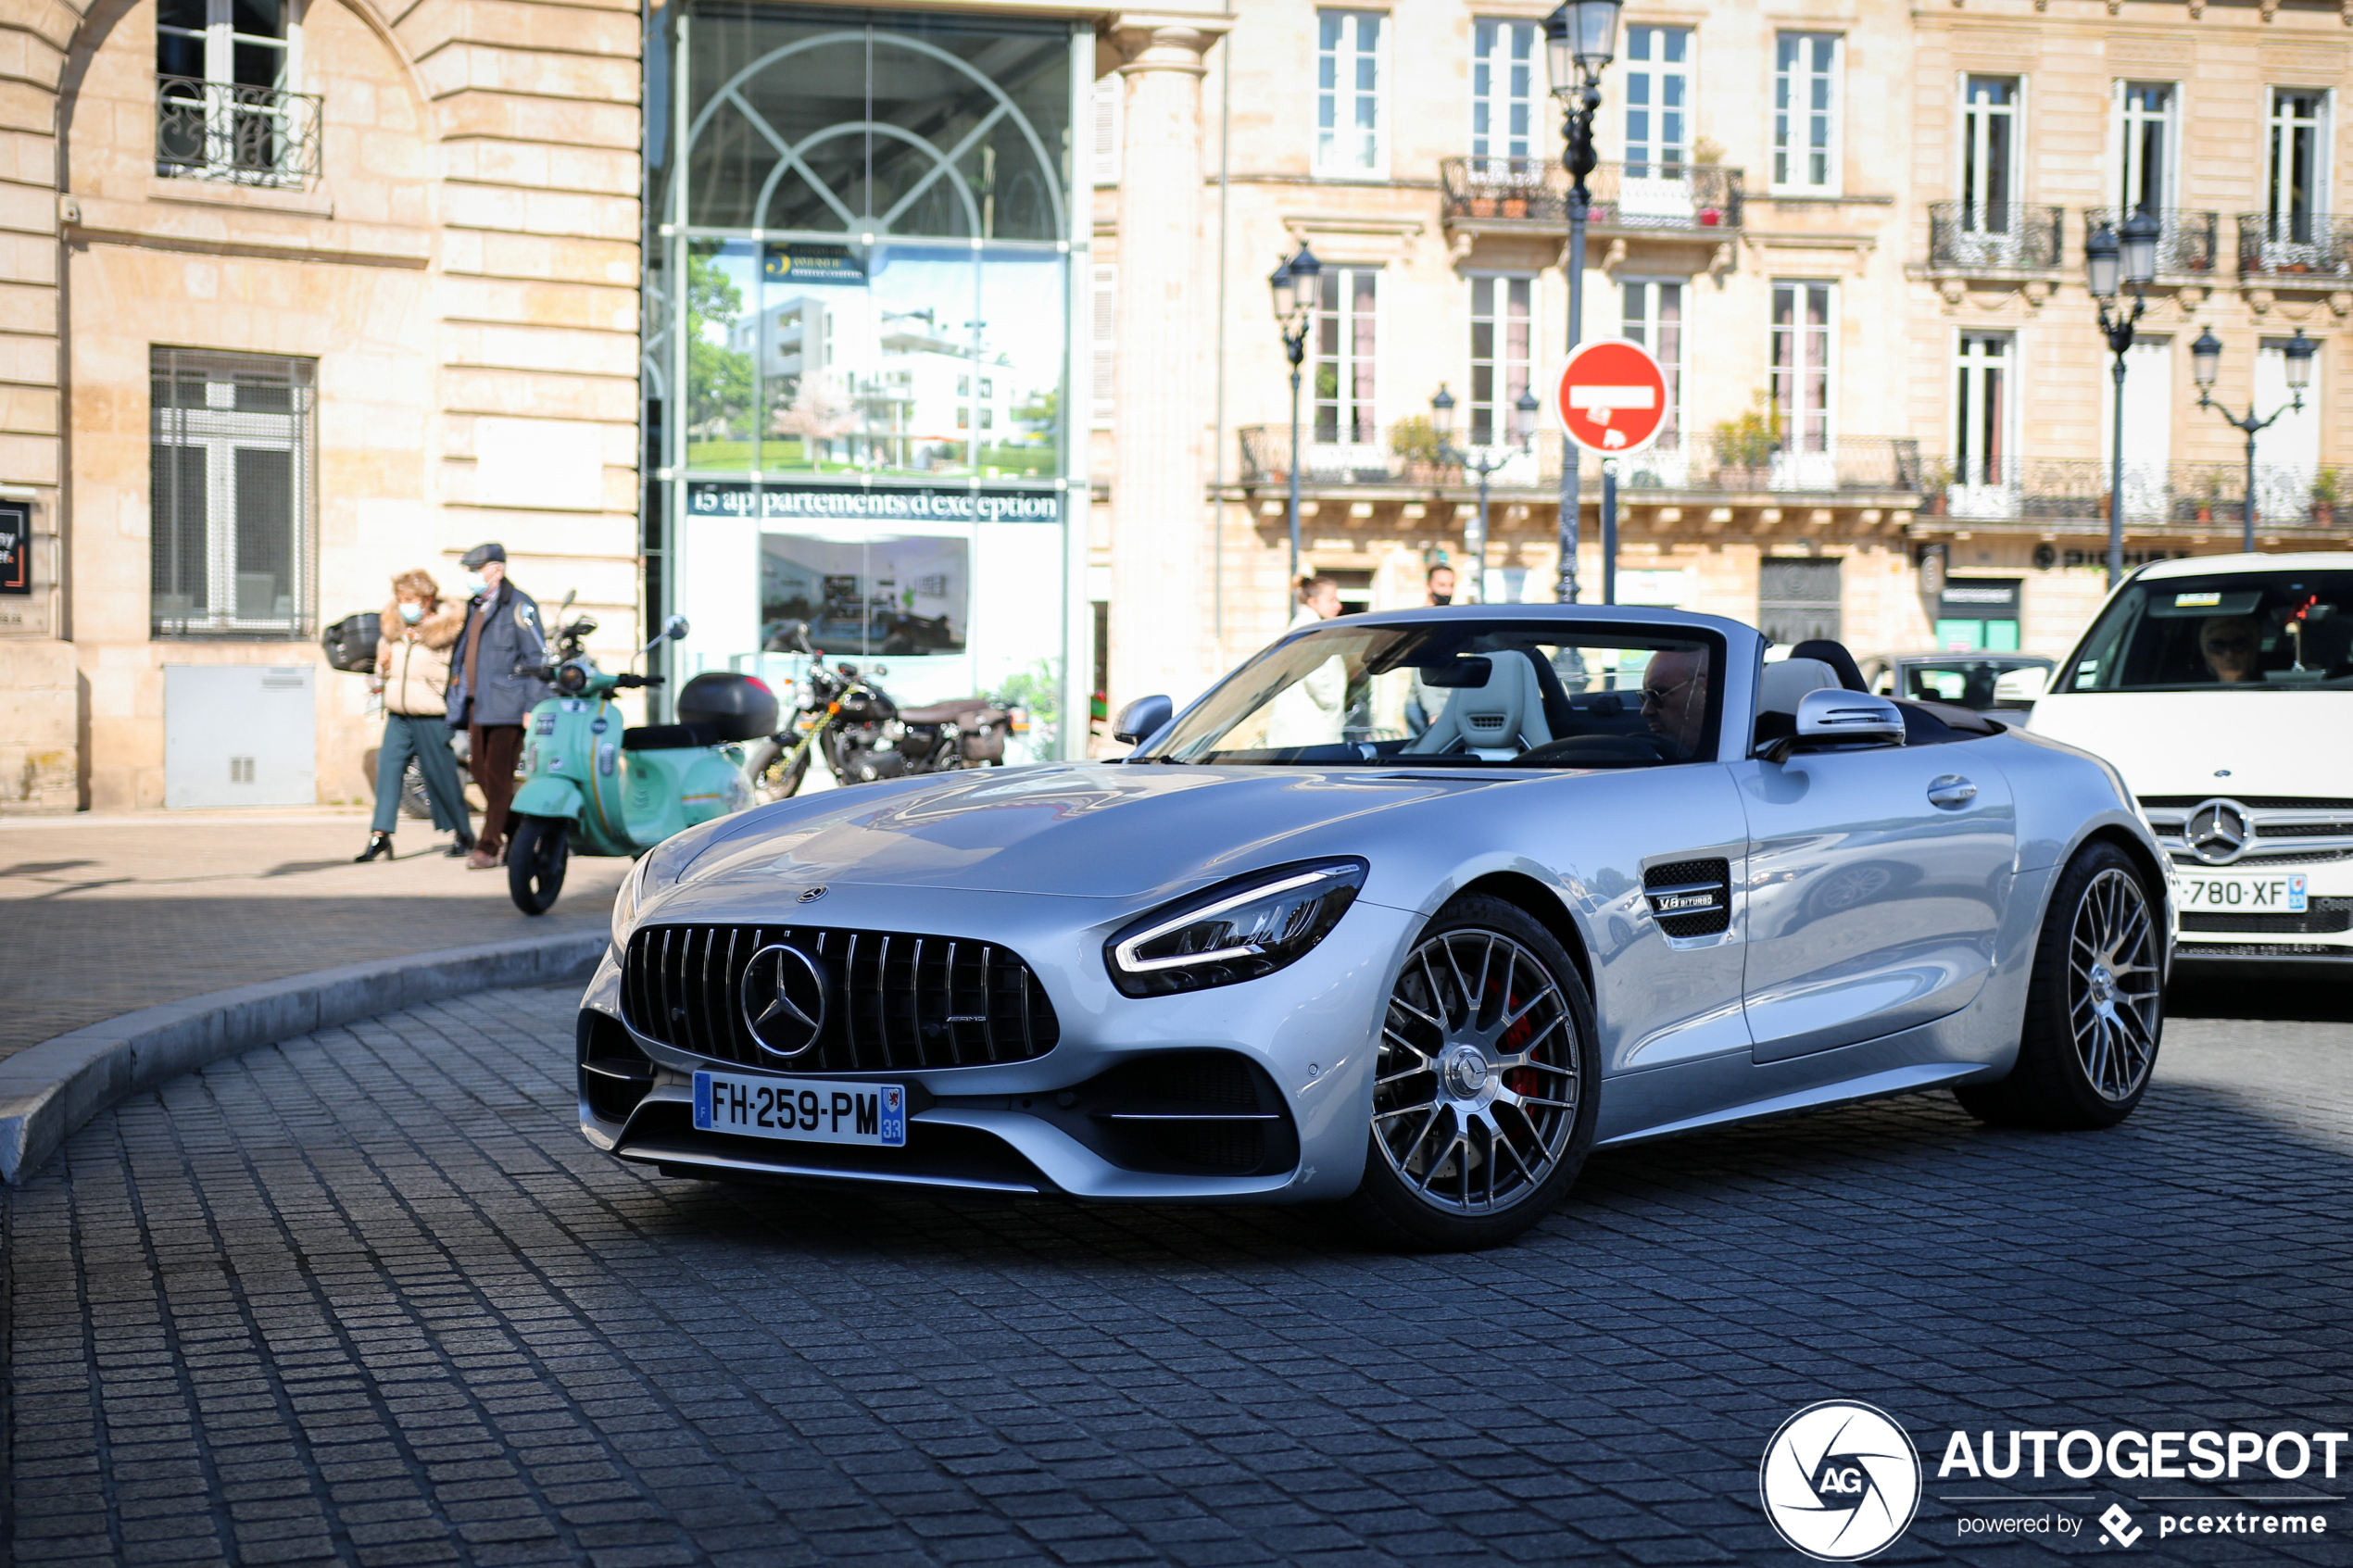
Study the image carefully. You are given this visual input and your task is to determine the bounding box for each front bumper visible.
[2167,859,2353,962]
[574,887,1419,1203]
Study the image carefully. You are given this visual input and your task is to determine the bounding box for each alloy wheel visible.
[2069,867,2160,1102]
[1373,928,1580,1215]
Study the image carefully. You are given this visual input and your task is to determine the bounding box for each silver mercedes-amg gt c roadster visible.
[576,607,2172,1248]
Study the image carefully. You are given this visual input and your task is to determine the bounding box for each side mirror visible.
[664,614,690,641]
[1768,688,1906,763]
[1114,694,1173,747]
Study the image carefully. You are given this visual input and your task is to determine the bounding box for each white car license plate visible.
[2179,872,2308,914]
[692,1071,907,1148]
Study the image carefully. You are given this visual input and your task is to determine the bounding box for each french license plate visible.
[2179,872,2308,913]
[692,1071,906,1148]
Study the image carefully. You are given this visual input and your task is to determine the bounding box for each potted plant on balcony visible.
[1390,414,1447,484]
[2312,465,2341,527]
[1708,395,1780,491]
[2195,466,2223,524]
[1919,458,1954,517]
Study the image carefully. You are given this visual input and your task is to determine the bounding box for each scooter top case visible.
[512,694,752,859]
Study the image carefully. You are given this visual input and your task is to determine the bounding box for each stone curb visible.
[0,932,607,1184]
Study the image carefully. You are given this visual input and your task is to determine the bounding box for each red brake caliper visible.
[1501,987,1541,1099]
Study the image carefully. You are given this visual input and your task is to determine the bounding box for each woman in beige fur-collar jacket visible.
[358,571,478,862]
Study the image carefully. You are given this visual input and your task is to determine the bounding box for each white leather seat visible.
[1406,654,1554,759]
[1757,657,1842,718]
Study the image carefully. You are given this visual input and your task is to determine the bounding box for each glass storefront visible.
[645,5,1088,754]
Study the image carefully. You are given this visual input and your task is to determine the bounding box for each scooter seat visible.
[622,722,721,751]
[898,699,993,725]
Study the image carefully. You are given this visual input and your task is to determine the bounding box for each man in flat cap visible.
[446,543,551,870]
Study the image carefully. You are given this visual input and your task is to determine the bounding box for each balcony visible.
[2235,213,2353,281]
[1920,457,2349,530]
[2084,207,2221,276]
[1439,157,1744,235]
[1235,426,1919,497]
[1927,202,2065,272]
[156,75,323,189]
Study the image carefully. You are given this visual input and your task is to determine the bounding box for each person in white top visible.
[1269,575,1348,748]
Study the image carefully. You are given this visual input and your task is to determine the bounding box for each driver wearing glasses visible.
[2199,616,2260,684]
[1640,649,1710,759]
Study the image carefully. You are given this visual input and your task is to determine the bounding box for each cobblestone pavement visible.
[0,814,625,1057]
[3,979,2348,1568]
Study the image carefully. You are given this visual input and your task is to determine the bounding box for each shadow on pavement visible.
[2168,965,2353,1022]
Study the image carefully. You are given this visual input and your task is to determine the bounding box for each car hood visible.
[2029,690,2353,798]
[659,762,1520,902]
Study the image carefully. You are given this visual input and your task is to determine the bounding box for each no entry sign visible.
[1549,338,1669,456]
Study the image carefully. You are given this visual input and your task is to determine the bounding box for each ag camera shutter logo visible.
[1759,1401,1923,1561]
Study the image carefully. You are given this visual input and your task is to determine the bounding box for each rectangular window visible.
[1619,280,1683,447]
[1772,32,1840,193]
[1090,262,1116,429]
[1959,75,2021,232]
[1470,19,1541,168]
[150,346,316,639]
[2117,81,2175,213]
[1317,10,1385,176]
[2268,88,2329,242]
[1467,276,1532,446]
[1953,332,2011,487]
[155,0,316,186]
[1090,75,1120,186]
[1622,26,1693,178]
[1313,268,1378,444]
[1770,282,1834,453]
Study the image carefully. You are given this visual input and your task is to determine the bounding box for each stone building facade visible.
[0,0,641,809]
[1088,0,2353,715]
[6,0,2352,808]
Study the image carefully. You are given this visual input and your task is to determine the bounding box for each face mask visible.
[1428,593,1453,606]
[464,572,488,597]
[397,602,424,624]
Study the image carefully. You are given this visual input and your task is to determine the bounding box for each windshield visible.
[1886,658,2051,710]
[1138,621,1725,769]
[2058,570,2353,693]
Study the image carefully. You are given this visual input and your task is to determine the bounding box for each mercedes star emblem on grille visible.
[739,944,827,1058]
[2185,798,2252,865]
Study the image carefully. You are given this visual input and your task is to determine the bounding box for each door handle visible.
[1927,774,1977,809]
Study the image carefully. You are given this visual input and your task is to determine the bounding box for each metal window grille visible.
[150,347,318,640]
[156,75,323,187]
[1758,558,1843,646]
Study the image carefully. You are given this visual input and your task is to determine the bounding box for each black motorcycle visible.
[746,622,1016,801]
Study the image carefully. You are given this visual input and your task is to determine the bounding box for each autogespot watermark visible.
[1759,1406,2347,1558]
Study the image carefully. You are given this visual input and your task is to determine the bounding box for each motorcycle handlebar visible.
[611,672,666,688]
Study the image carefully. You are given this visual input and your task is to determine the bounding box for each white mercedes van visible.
[2031,552,2353,966]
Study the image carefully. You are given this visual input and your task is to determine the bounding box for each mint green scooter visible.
[504,607,777,914]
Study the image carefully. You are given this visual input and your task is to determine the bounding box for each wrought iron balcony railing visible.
[1236,426,1920,495]
[1920,457,2349,528]
[156,75,323,188]
[2084,207,2221,275]
[1440,157,1744,232]
[2235,213,2353,280]
[1928,201,2066,270]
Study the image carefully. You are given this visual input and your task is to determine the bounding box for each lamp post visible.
[1431,383,1540,603]
[1268,244,1323,587]
[1542,0,1621,604]
[2085,207,2160,591]
[2193,325,2317,554]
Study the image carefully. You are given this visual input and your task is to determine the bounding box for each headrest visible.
[1758,658,1841,717]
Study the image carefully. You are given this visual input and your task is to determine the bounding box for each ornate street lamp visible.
[2086,207,2160,590]
[2194,325,2317,553]
[1542,0,1621,604]
[1431,383,1540,603]
[1269,243,1322,586]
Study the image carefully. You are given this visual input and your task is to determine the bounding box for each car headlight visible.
[1105,858,1366,997]
[610,853,650,947]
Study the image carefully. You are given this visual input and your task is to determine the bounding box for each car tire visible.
[1954,840,2163,1131]
[505,815,571,916]
[1341,895,1601,1251]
